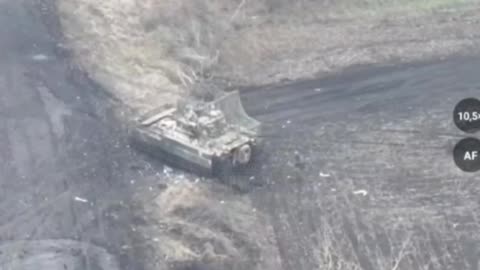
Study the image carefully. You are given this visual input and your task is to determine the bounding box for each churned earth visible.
[1,1,480,270]
[242,57,480,270]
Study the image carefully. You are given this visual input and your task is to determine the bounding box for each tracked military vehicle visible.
[130,91,261,178]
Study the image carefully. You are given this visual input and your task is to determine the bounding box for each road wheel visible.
[233,144,252,166]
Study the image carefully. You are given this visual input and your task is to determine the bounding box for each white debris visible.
[152,238,160,242]
[220,200,225,204]
[74,196,88,203]
[163,165,173,175]
[249,176,255,181]
[319,172,331,178]
[286,120,291,124]
[32,54,49,61]
[194,178,200,183]
[130,179,135,185]
[314,88,323,92]
[281,125,286,129]
[353,189,368,196]
[148,186,153,191]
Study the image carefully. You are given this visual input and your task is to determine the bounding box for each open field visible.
[241,57,480,269]
[55,0,480,269]
[1,0,480,270]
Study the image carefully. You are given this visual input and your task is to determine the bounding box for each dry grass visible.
[217,0,480,85]
[57,0,247,112]
[57,0,479,113]
[132,181,281,270]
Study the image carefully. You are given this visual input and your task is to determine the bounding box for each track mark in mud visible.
[5,120,33,178]
[0,3,148,270]
[243,57,480,126]
[241,56,480,270]
[36,85,72,138]
[0,240,120,270]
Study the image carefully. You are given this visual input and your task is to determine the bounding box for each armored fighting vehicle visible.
[130,91,261,178]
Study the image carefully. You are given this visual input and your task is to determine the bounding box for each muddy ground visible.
[243,58,480,269]
[1,1,480,270]
[0,1,142,269]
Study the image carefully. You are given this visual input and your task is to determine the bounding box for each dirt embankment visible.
[127,178,281,270]
[57,0,480,112]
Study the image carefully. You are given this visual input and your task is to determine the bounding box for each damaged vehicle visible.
[130,90,262,181]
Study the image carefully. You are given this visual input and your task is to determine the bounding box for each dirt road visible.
[1,1,480,270]
[0,1,146,269]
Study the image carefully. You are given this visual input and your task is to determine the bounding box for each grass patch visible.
[57,0,479,112]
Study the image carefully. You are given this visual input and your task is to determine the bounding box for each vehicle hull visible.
[129,91,261,178]
[130,127,215,176]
